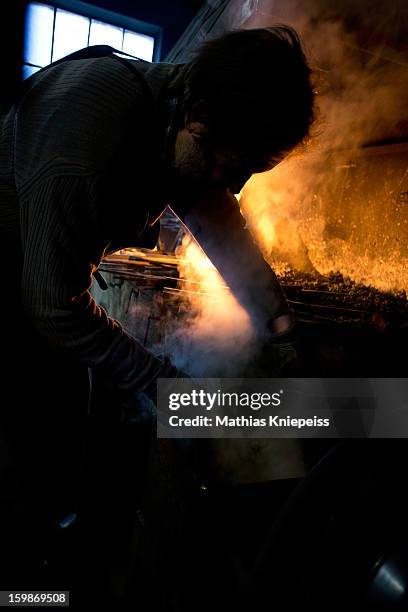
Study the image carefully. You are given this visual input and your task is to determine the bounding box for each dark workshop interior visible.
[1,0,408,610]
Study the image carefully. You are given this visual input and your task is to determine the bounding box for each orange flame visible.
[175,234,254,343]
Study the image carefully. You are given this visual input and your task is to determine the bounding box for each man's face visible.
[173,122,254,194]
[173,123,212,183]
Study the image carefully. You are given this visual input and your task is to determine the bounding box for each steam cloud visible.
[162,1,407,378]
[242,0,408,292]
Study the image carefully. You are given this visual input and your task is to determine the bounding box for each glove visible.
[260,310,300,376]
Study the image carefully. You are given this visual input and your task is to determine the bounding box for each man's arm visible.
[181,188,293,339]
[19,172,174,396]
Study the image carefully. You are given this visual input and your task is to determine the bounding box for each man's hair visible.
[180,26,315,171]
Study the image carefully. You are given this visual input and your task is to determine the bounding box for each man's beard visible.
[172,132,213,186]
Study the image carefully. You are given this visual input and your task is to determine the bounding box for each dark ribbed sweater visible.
[0,54,184,394]
[0,52,289,395]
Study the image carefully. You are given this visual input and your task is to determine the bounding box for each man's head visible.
[173,25,315,193]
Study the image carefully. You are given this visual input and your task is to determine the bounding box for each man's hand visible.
[143,357,189,406]
[251,310,299,376]
[120,358,189,426]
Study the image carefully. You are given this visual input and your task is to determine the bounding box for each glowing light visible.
[255,214,277,253]
[175,234,253,347]
[24,2,54,66]
[52,9,90,62]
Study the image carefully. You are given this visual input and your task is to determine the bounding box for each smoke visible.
[161,234,258,377]
[240,0,408,292]
[161,0,408,378]
[154,1,407,485]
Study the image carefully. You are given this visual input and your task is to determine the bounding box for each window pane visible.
[52,9,90,62]
[89,19,123,49]
[122,30,154,61]
[23,64,42,80]
[24,2,54,66]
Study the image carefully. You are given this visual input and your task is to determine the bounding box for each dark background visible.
[79,0,204,57]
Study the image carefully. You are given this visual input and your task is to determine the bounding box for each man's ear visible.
[185,101,209,138]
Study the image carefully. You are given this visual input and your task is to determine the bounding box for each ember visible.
[239,143,408,295]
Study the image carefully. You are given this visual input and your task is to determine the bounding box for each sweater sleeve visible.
[19,172,169,394]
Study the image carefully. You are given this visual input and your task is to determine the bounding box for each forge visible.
[89,0,408,512]
[91,195,407,487]
[92,140,408,381]
[3,0,408,607]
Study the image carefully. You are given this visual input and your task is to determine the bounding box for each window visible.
[23,1,161,79]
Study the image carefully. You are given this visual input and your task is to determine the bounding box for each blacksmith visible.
[0,26,314,586]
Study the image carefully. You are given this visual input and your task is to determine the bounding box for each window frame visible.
[24,0,162,76]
